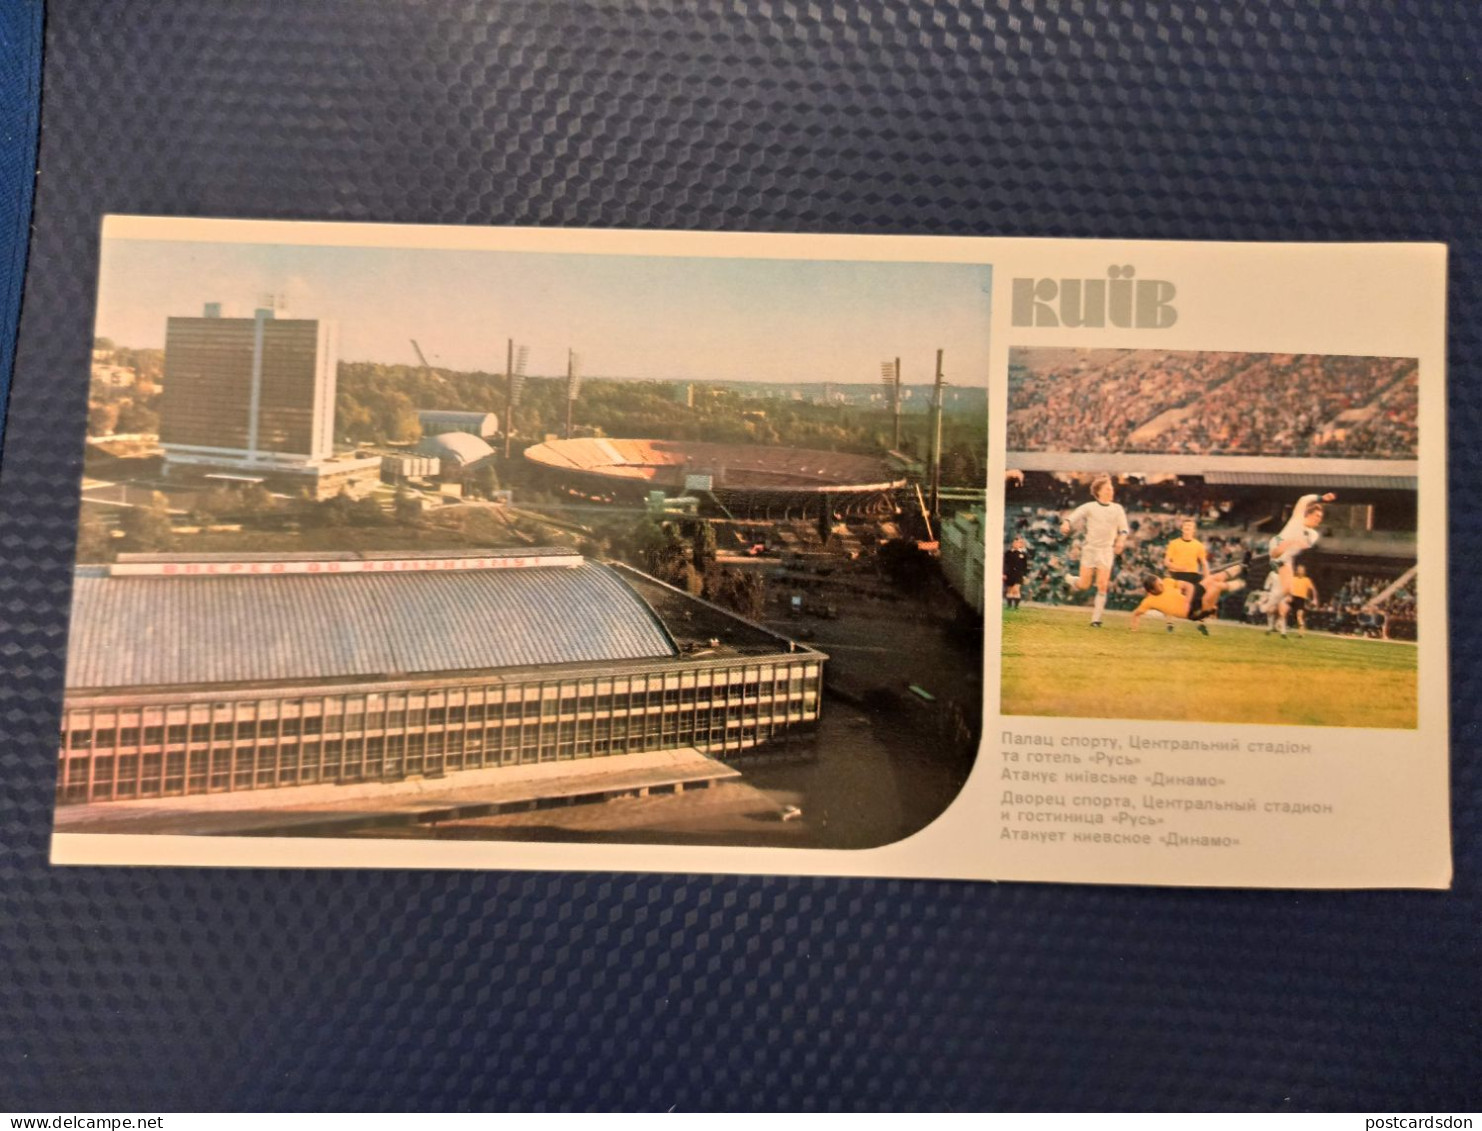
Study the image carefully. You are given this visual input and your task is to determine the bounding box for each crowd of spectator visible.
[1335,378,1420,458]
[1007,350,1418,459]
[1382,575,1417,618]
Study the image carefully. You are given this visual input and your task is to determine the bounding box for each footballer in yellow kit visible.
[1164,518,1211,622]
[1130,566,1247,635]
[1165,519,1209,579]
[1283,564,1318,636]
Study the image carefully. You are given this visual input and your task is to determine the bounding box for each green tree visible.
[239,484,274,515]
[75,510,113,562]
[336,398,376,443]
[116,401,160,435]
[393,489,421,524]
[630,517,689,581]
[382,393,423,444]
[118,492,173,551]
[314,492,356,528]
[350,497,387,526]
[682,561,705,595]
[703,565,766,620]
[188,487,236,524]
[627,517,665,569]
[691,522,717,571]
[468,462,500,499]
[87,402,120,437]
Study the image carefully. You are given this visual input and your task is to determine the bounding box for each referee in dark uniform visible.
[1003,535,1030,610]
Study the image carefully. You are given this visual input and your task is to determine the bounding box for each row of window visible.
[57,703,816,803]
[63,669,819,751]
[65,697,814,749]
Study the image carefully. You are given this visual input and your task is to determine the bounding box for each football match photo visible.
[1000,469,1419,728]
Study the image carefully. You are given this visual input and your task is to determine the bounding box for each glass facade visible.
[159,317,257,451]
[57,657,823,804]
[159,315,330,460]
[253,321,321,455]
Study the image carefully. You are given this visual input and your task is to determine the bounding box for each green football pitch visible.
[1000,606,1417,729]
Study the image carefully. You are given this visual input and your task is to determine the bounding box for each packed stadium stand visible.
[1007,349,1419,459]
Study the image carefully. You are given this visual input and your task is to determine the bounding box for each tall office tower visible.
[160,300,337,468]
[156,301,378,498]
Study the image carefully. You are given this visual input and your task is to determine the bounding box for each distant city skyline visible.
[95,240,992,387]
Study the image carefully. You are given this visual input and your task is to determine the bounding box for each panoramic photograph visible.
[57,236,992,848]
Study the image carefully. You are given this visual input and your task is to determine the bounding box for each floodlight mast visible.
[880,356,902,450]
[503,339,528,460]
[893,356,902,450]
[928,349,945,521]
[564,349,583,440]
[504,338,513,459]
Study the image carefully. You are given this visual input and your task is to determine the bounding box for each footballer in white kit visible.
[1060,473,1130,627]
[1259,491,1336,631]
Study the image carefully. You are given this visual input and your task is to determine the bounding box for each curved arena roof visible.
[418,410,499,439]
[67,558,679,690]
[523,438,904,493]
[416,430,495,467]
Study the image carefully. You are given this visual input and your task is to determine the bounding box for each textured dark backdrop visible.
[1,0,1478,1112]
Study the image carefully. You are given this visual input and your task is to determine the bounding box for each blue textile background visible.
[1,0,1478,1112]
[0,0,41,440]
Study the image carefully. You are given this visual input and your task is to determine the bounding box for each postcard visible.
[48,218,1449,888]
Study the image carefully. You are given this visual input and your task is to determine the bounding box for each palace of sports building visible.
[57,548,824,806]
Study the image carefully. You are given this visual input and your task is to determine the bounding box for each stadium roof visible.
[1009,452,1419,485]
[112,548,578,566]
[524,438,903,491]
[67,559,680,690]
[1201,470,1417,491]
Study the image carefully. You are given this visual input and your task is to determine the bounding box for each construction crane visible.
[410,339,433,373]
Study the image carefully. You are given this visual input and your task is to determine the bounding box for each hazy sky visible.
[95,240,992,387]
